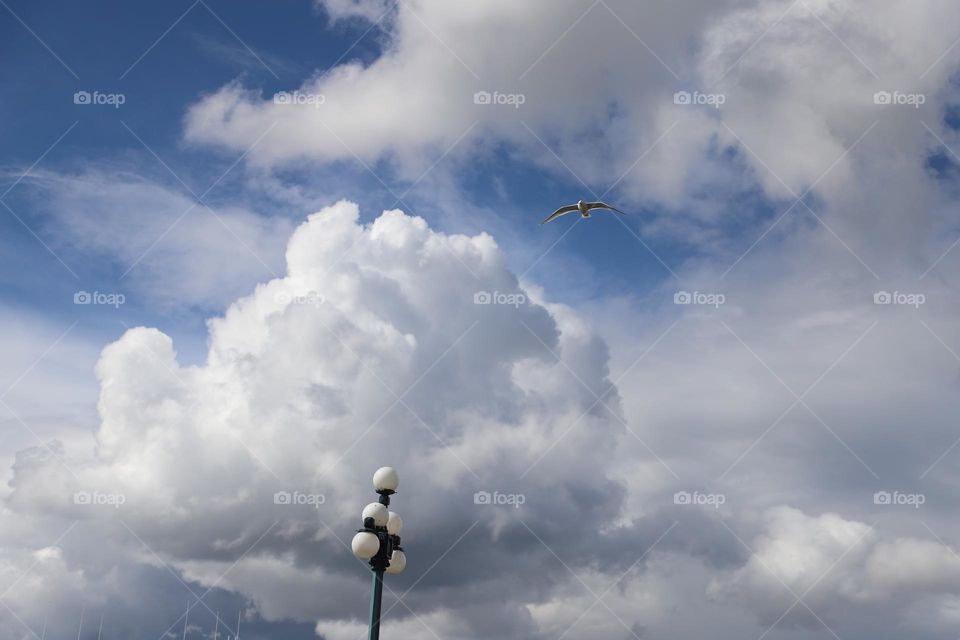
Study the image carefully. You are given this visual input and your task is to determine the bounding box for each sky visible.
[2,0,960,638]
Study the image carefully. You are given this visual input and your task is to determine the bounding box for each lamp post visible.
[351,467,406,640]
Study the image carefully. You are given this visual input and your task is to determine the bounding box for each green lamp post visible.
[351,467,406,640]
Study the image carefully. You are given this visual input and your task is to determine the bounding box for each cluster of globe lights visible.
[351,467,406,575]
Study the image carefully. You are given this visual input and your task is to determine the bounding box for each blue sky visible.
[2,0,383,357]
[1,0,738,355]
[3,1,960,639]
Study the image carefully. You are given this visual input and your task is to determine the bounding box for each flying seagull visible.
[541,200,627,225]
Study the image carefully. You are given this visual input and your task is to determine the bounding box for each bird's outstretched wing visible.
[585,201,627,215]
[541,204,579,225]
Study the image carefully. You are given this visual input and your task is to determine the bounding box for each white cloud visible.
[315,0,392,23]
[183,0,733,190]
[2,201,628,637]
[20,169,294,309]
[0,310,102,457]
[183,0,960,226]
[708,507,960,627]
[6,193,960,638]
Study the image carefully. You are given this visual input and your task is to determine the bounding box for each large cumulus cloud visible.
[1,201,640,639]
[7,194,960,640]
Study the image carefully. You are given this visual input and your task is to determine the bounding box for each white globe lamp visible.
[373,467,399,494]
[351,531,380,560]
[386,511,402,536]
[362,502,389,527]
[385,549,406,575]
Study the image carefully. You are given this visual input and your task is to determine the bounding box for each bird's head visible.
[577,199,584,206]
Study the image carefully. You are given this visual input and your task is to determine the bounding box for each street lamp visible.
[351,467,406,640]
